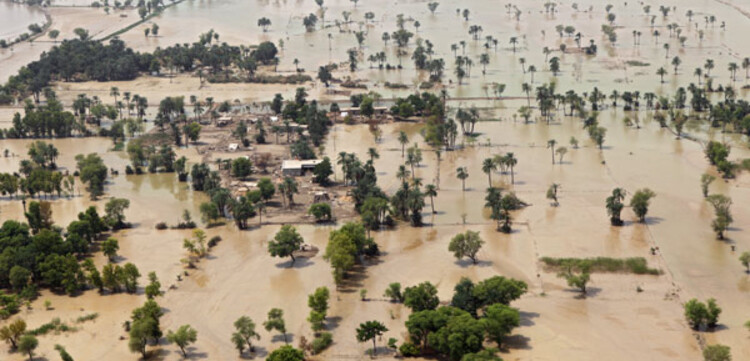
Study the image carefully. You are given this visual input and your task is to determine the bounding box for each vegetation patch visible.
[27,318,76,336]
[75,313,99,324]
[207,73,312,84]
[625,60,650,67]
[540,257,661,275]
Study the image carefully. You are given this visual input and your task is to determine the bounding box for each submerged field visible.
[1,0,750,360]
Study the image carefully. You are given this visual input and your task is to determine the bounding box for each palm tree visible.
[528,65,537,83]
[456,167,469,191]
[479,53,490,75]
[368,147,379,162]
[396,165,410,183]
[605,188,627,226]
[694,68,703,85]
[509,37,518,52]
[519,57,526,73]
[705,59,714,77]
[425,184,437,213]
[522,83,531,106]
[656,67,667,83]
[482,158,496,187]
[742,57,750,79]
[547,139,557,164]
[505,153,517,185]
[663,43,670,58]
[728,62,738,82]
[398,131,409,157]
[671,56,681,74]
[110,87,120,105]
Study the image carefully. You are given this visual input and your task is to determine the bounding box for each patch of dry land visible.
[1,0,750,360]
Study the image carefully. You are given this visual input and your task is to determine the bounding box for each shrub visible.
[208,236,222,248]
[399,342,420,357]
[155,222,168,230]
[311,332,333,354]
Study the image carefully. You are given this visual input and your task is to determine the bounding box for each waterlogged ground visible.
[1,0,750,360]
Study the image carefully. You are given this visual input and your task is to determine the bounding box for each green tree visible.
[0,319,26,349]
[102,237,120,262]
[308,287,330,331]
[231,157,253,179]
[308,203,332,222]
[448,230,484,264]
[558,267,590,294]
[481,303,520,347]
[199,202,220,225]
[268,225,304,265]
[428,310,484,361]
[384,283,404,302]
[700,173,716,198]
[605,188,626,226]
[629,188,656,222]
[482,158,496,187]
[17,334,38,361]
[398,131,409,157]
[264,308,288,344]
[104,197,130,229]
[356,321,388,355]
[404,282,439,311]
[166,325,198,358]
[313,157,334,185]
[257,178,276,203]
[706,194,732,239]
[456,167,469,191]
[232,316,260,355]
[425,184,438,213]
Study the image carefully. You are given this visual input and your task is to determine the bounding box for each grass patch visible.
[75,313,99,324]
[27,318,76,336]
[540,257,661,275]
[626,60,650,67]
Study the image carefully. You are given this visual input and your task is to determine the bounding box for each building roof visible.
[282,159,322,170]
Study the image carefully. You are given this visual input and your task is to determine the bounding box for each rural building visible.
[282,159,322,176]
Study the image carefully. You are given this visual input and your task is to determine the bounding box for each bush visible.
[399,342,420,357]
[308,203,332,222]
[155,222,168,230]
[208,236,222,248]
[311,332,333,354]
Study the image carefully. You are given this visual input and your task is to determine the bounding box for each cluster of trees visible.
[704,141,734,178]
[273,89,332,147]
[3,100,78,139]
[126,141,182,175]
[323,222,378,285]
[390,92,445,120]
[0,200,130,302]
[484,187,524,233]
[390,276,527,360]
[0,33,281,104]
[75,153,108,199]
[684,298,721,330]
[197,173,275,229]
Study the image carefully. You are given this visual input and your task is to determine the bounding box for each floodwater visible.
[0,0,46,43]
[2,0,750,360]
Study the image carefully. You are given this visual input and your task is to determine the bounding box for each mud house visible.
[281,159,322,177]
